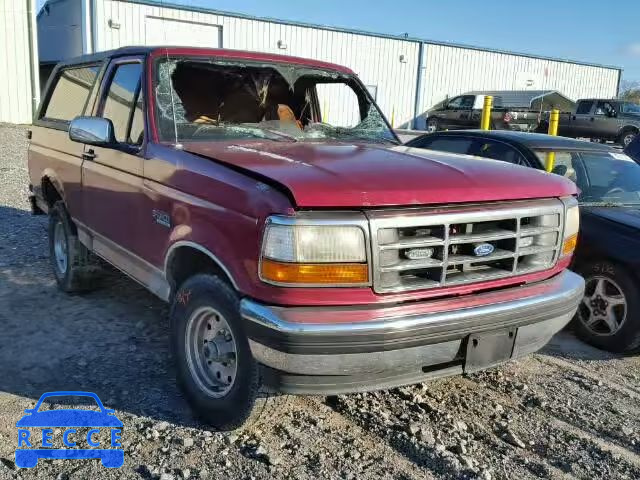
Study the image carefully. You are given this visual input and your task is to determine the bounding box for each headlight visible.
[562,197,579,257]
[260,217,369,286]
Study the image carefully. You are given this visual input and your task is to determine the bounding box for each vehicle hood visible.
[16,410,123,427]
[183,141,576,208]
[583,205,640,230]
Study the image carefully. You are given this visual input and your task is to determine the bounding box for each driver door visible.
[441,96,464,129]
[80,57,147,261]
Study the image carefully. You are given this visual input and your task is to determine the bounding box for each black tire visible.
[618,129,637,148]
[48,201,101,292]
[426,117,439,133]
[170,274,287,431]
[573,260,640,354]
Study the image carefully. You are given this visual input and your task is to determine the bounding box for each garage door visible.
[145,17,221,48]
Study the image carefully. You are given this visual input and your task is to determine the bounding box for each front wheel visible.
[426,117,439,133]
[171,274,285,430]
[574,260,640,354]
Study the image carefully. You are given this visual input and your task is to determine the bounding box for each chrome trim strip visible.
[74,219,171,301]
[241,270,584,336]
[164,241,240,290]
[249,338,461,376]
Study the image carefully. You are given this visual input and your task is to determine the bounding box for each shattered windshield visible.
[535,150,640,206]
[154,58,397,144]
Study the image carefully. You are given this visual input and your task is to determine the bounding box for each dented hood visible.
[182,141,577,207]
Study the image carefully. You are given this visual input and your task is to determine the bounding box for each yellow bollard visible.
[546,109,560,172]
[322,100,328,123]
[391,107,395,128]
[480,96,493,130]
[548,109,560,136]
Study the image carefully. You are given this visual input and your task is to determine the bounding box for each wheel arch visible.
[40,169,65,208]
[164,241,240,294]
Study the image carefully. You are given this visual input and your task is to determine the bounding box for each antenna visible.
[160,0,181,148]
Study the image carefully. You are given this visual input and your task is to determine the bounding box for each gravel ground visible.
[0,123,639,480]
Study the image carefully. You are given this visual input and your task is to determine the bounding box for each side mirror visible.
[608,109,618,118]
[69,116,116,146]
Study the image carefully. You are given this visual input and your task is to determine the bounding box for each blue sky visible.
[38,0,640,82]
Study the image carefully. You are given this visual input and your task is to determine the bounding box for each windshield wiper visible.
[237,124,299,142]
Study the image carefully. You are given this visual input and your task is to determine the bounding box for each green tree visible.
[620,89,640,104]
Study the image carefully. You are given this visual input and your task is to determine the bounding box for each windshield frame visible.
[148,54,400,145]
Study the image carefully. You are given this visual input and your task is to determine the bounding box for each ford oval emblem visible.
[473,243,495,257]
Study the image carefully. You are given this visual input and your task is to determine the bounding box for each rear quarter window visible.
[42,65,101,122]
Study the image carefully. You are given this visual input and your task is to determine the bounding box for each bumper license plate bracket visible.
[464,328,517,374]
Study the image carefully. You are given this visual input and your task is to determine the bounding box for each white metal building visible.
[0,0,39,124]
[34,0,622,128]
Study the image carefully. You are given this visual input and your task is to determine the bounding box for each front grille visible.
[367,199,565,293]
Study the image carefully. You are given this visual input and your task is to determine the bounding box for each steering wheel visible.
[605,186,625,196]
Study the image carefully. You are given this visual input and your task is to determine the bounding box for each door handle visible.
[82,149,96,161]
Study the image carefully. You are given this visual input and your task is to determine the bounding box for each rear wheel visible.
[170,274,287,430]
[48,201,100,292]
[574,260,640,354]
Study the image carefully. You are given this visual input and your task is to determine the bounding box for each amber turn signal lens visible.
[261,259,368,285]
[562,234,578,256]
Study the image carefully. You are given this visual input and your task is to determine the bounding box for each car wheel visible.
[618,129,637,148]
[574,260,640,354]
[170,274,288,430]
[426,117,439,133]
[48,201,101,293]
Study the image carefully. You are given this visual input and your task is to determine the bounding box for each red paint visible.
[148,47,354,75]
[183,141,577,207]
[270,268,570,325]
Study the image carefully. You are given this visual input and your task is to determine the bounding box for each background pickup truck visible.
[538,99,640,147]
[425,90,575,133]
[28,46,584,430]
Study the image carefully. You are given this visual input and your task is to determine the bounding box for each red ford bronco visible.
[28,47,584,430]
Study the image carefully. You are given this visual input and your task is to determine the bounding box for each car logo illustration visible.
[473,243,495,257]
[15,391,123,468]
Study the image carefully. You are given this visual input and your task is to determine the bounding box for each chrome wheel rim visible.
[623,134,635,147]
[53,221,68,274]
[427,119,438,133]
[185,306,238,398]
[578,276,627,336]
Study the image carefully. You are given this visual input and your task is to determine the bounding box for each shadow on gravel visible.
[541,330,626,362]
[0,204,200,429]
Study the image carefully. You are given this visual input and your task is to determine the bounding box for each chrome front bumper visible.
[241,270,584,394]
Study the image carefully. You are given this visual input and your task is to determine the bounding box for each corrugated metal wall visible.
[37,0,84,63]
[29,0,624,129]
[92,0,420,127]
[416,44,620,128]
[0,0,38,124]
